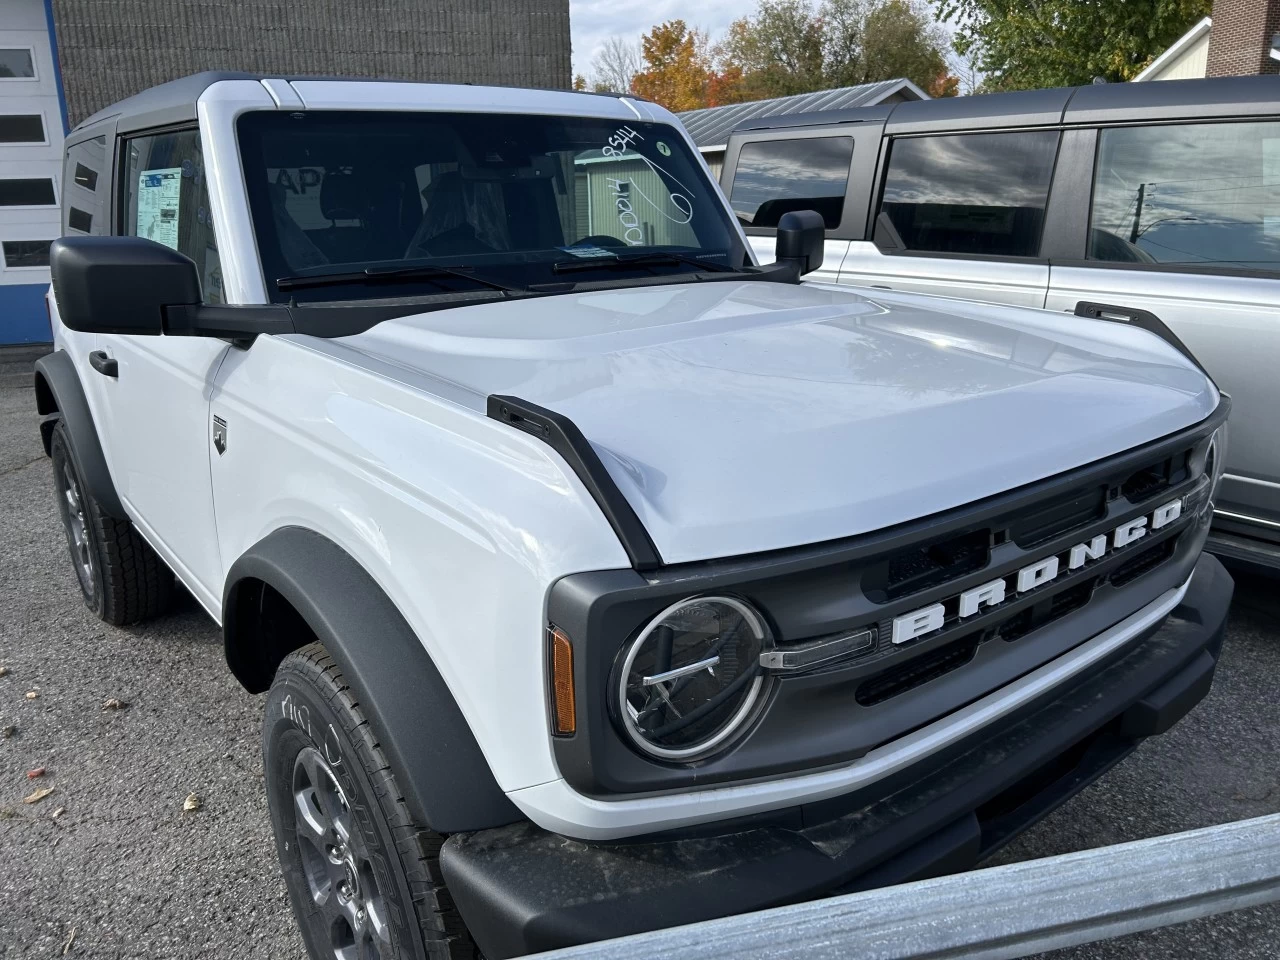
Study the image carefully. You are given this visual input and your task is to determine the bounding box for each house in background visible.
[1136,0,1280,81]
[0,0,66,344]
[677,79,928,179]
[1134,17,1214,81]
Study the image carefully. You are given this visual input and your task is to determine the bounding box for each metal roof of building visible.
[676,78,928,148]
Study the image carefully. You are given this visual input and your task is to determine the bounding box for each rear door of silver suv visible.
[1042,110,1280,555]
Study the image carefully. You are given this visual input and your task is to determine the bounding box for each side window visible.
[120,129,224,303]
[877,131,1059,258]
[1089,121,1280,271]
[62,135,107,235]
[0,48,36,78]
[730,137,853,230]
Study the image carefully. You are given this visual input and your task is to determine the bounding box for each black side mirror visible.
[774,210,825,277]
[50,236,201,335]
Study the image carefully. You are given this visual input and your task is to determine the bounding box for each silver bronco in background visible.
[717,74,1280,572]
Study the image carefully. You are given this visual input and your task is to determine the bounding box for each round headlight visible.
[616,596,771,761]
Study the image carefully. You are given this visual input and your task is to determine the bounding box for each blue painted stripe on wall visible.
[42,0,70,134]
[0,284,53,344]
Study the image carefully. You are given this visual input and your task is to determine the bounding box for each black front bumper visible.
[442,555,1234,959]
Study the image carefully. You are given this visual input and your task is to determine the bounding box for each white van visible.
[719,75,1280,572]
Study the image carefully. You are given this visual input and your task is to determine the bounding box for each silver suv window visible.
[730,137,853,229]
[878,131,1059,258]
[1089,121,1280,271]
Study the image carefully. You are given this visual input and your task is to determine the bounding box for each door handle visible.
[89,350,118,378]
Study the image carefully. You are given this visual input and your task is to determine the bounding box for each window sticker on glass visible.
[135,168,182,249]
[560,243,616,258]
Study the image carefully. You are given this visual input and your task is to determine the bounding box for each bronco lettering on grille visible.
[890,498,1184,645]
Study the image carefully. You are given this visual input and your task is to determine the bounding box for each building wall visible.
[0,0,65,343]
[1143,30,1211,80]
[50,0,572,127]
[1207,0,1280,76]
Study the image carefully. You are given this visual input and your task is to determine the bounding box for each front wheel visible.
[264,644,480,960]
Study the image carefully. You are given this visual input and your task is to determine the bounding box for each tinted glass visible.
[730,137,853,229]
[3,239,51,267]
[67,207,92,232]
[0,178,55,206]
[879,131,1059,257]
[1090,121,1280,271]
[121,129,224,302]
[0,49,35,78]
[0,114,44,142]
[237,110,742,303]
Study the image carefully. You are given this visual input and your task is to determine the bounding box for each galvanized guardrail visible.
[522,812,1280,960]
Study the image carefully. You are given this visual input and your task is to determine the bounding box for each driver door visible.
[91,126,230,613]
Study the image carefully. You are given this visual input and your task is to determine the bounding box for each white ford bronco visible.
[37,73,1233,959]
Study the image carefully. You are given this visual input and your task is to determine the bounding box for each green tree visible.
[937,0,1212,90]
[718,0,954,101]
[717,0,826,99]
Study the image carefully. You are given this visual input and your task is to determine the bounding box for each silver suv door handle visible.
[89,350,118,378]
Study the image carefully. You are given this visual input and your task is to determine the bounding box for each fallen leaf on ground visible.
[26,767,45,779]
[0,807,14,819]
[51,806,66,819]
[0,665,9,677]
[101,698,127,710]
[182,792,201,812]
[24,691,38,700]
[1,725,14,739]
[62,926,76,956]
[23,786,54,804]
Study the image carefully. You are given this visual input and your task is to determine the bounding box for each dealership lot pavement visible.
[2,352,1278,959]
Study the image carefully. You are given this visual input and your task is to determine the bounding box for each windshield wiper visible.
[276,264,523,294]
[551,252,737,276]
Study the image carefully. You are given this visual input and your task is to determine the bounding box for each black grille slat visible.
[1110,538,1177,586]
[863,528,990,603]
[856,636,981,706]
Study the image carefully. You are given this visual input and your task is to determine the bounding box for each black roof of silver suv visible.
[731,74,1280,137]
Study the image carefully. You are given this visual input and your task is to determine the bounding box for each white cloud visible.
[570,0,745,80]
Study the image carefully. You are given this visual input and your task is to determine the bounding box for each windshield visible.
[237,110,745,302]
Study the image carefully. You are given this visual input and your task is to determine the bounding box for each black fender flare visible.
[33,349,126,519]
[223,526,521,833]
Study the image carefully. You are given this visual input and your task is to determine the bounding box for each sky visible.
[569,0,746,81]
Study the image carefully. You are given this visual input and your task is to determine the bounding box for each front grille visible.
[856,636,981,706]
[1121,452,1190,504]
[862,443,1196,607]
[1111,538,1177,586]
[863,528,990,602]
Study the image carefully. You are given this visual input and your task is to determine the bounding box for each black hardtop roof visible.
[72,71,638,139]
[729,74,1280,139]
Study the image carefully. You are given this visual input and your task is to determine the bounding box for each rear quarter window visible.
[730,137,853,230]
[1089,121,1280,271]
[878,130,1060,258]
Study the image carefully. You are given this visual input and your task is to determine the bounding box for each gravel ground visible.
[1,349,1278,959]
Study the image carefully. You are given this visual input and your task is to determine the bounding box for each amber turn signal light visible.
[549,626,576,736]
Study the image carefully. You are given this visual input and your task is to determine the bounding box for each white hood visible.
[336,280,1218,564]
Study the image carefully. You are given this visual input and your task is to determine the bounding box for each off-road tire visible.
[264,643,480,960]
[49,418,173,626]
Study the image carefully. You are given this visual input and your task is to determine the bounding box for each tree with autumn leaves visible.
[591,0,957,113]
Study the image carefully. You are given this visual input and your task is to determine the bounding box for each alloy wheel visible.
[292,747,393,960]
